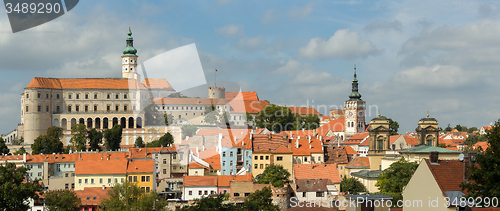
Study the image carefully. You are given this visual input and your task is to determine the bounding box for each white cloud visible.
[235,35,264,50]
[262,9,279,24]
[299,29,380,59]
[289,2,315,20]
[215,24,244,37]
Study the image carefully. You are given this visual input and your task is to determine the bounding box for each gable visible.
[402,161,446,210]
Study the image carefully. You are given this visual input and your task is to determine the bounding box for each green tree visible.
[143,100,164,126]
[296,114,320,130]
[438,143,449,148]
[147,133,174,147]
[461,120,500,198]
[100,182,166,211]
[376,157,418,194]
[380,116,400,135]
[444,124,452,132]
[244,186,280,211]
[134,137,145,148]
[70,124,88,151]
[340,177,366,194]
[181,125,198,140]
[204,104,221,125]
[180,194,240,211]
[44,189,81,211]
[13,147,26,155]
[12,137,24,145]
[104,124,122,151]
[0,137,9,155]
[255,104,296,133]
[257,164,291,188]
[88,128,103,151]
[467,127,478,133]
[454,124,463,132]
[168,92,188,98]
[164,113,174,126]
[31,126,64,155]
[0,162,43,211]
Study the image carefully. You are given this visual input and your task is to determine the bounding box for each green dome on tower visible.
[123,27,137,56]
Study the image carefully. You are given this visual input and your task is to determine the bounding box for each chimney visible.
[309,144,311,149]
[23,153,26,163]
[298,136,300,140]
[429,151,439,163]
[463,154,470,181]
[295,139,299,149]
[309,136,311,143]
[313,129,317,137]
[202,145,205,152]
[102,185,106,190]
[302,128,305,132]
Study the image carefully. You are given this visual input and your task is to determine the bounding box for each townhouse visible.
[126,159,155,192]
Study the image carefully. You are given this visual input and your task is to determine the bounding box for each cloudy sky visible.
[1,0,500,135]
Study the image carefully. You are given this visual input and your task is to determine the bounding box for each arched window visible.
[87,118,92,129]
[378,139,384,150]
[128,117,134,129]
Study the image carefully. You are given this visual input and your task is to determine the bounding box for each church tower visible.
[344,67,366,139]
[122,27,140,81]
[415,113,440,146]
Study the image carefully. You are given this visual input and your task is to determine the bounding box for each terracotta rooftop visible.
[142,78,175,91]
[345,132,369,144]
[25,77,147,90]
[225,91,259,101]
[229,100,269,114]
[324,146,349,164]
[217,174,253,187]
[252,134,289,153]
[26,154,80,163]
[274,145,292,154]
[425,159,468,194]
[74,187,111,206]
[153,97,230,105]
[344,145,359,155]
[390,135,402,145]
[473,141,489,152]
[183,175,218,187]
[345,157,370,169]
[126,160,154,173]
[189,161,207,169]
[315,117,345,135]
[291,137,323,156]
[294,164,341,183]
[75,160,128,175]
[287,106,322,116]
[295,179,332,192]
[204,154,221,170]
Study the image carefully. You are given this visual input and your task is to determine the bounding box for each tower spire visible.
[348,65,362,101]
[354,64,357,79]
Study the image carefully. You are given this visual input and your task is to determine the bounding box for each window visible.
[189,191,192,195]
[173,154,177,159]
[65,183,68,189]
[94,105,97,111]
[260,164,263,169]
[26,106,28,112]
[107,94,110,99]
[223,161,226,166]
[204,191,208,195]
[108,178,111,184]
[302,192,306,197]
[71,183,74,189]
[107,105,110,111]
[277,156,283,161]
[85,94,88,99]
[115,105,119,111]
[340,166,343,170]
[124,94,127,99]
[38,172,42,176]
[163,169,166,174]
[245,193,250,196]
[121,178,124,183]
[68,94,72,99]
[56,106,60,112]
[68,105,71,112]
[254,164,258,169]
[124,105,127,111]
[94,94,97,99]
[85,179,88,184]
[230,161,233,166]
[100,178,103,184]
[91,179,94,184]
[230,152,233,157]
[37,93,40,98]
[76,105,79,112]
[115,94,119,99]
[115,178,118,183]
[198,190,202,195]
[38,164,42,169]
[46,106,49,112]
[265,156,269,160]
[260,156,263,160]
[76,94,80,99]
[316,192,324,197]
[65,173,68,177]
[26,93,29,98]
[163,159,167,164]
[223,152,226,157]
[85,105,88,112]
[378,139,384,150]
[37,105,41,112]
[234,193,240,197]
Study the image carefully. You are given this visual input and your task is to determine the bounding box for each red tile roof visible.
[142,78,175,90]
[294,164,341,183]
[274,145,292,154]
[25,77,147,90]
[183,175,217,187]
[229,100,269,114]
[425,159,468,194]
[316,117,345,135]
[287,106,322,116]
[345,132,369,145]
[252,134,289,153]
[390,135,402,145]
[217,174,253,187]
[126,160,154,173]
[74,187,111,206]
[189,161,207,169]
[291,138,323,156]
[474,141,489,151]
[345,157,370,169]
[225,92,259,101]
[153,97,230,105]
[344,145,359,155]
[204,154,221,170]
[75,160,128,175]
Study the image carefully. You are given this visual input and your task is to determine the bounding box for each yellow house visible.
[403,154,469,211]
[272,146,293,179]
[252,151,273,177]
[75,160,127,190]
[127,160,155,192]
[251,134,291,178]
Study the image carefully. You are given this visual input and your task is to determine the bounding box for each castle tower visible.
[367,114,391,153]
[122,27,140,81]
[344,67,366,139]
[415,113,440,146]
[208,87,225,99]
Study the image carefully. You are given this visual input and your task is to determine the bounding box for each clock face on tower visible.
[347,111,354,118]
[358,110,364,117]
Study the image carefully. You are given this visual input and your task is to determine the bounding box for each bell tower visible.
[344,66,366,139]
[122,27,140,81]
[416,112,440,146]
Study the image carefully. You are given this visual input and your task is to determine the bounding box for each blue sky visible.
[1,0,500,135]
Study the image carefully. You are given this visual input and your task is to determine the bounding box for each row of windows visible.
[161,106,205,111]
[64,183,75,189]
[25,104,135,113]
[188,190,216,196]
[254,164,269,169]
[79,178,123,184]
[128,175,151,182]
[67,93,131,100]
[25,93,60,99]
[254,155,270,160]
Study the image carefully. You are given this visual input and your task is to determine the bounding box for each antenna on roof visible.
[215,69,218,87]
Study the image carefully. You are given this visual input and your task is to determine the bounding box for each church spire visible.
[348,65,362,101]
[123,27,137,56]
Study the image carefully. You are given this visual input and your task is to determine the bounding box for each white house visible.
[182,176,218,201]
